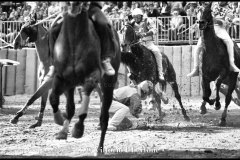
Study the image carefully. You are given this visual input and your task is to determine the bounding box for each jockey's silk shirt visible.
[113,85,142,111]
[133,17,157,41]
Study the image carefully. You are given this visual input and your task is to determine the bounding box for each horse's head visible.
[13,13,38,49]
[197,2,213,30]
[120,21,138,52]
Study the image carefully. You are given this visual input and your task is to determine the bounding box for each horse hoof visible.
[96,148,105,156]
[209,99,215,105]
[215,102,221,110]
[72,123,84,138]
[184,116,190,121]
[56,131,68,140]
[29,122,41,129]
[200,109,207,115]
[10,118,18,124]
[219,120,226,127]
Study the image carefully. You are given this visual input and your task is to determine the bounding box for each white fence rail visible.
[1,16,240,47]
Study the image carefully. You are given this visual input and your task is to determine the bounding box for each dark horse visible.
[120,22,190,121]
[50,9,120,154]
[10,14,103,128]
[198,2,240,126]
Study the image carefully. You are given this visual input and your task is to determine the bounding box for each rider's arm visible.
[142,18,156,37]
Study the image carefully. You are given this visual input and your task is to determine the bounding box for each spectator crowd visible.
[1,1,240,44]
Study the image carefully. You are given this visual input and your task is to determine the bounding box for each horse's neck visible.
[202,27,217,50]
[64,11,89,37]
[34,25,49,63]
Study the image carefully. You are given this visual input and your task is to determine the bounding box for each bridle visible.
[122,24,141,47]
[197,7,214,30]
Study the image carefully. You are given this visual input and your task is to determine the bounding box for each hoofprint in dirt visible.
[1,94,240,158]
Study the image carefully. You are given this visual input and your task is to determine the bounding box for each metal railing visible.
[1,16,240,47]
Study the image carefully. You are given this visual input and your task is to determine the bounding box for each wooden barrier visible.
[1,44,237,97]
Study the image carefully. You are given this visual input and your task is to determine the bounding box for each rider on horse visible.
[187,1,240,77]
[131,8,165,81]
[48,1,117,76]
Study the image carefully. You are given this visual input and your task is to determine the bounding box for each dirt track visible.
[1,94,240,158]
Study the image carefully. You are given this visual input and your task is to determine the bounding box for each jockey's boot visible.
[187,66,199,77]
[102,57,115,76]
[159,72,165,81]
[230,61,240,73]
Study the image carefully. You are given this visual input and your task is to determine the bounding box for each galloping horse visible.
[11,15,53,128]
[120,22,190,121]
[10,14,99,128]
[50,8,120,153]
[198,2,240,126]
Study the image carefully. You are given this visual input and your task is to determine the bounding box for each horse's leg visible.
[200,100,207,114]
[97,78,115,154]
[219,73,238,126]
[49,76,67,127]
[29,91,49,128]
[96,83,103,103]
[72,90,91,138]
[169,81,190,121]
[231,79,240,106]
[214,77,225,110]
[10,76,53,124]
[77,87,82,103]
[151,90,166,122]
[56,87,75,140]
[202,78,215,105]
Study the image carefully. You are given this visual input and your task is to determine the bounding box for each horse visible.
[198,2,240,126]
[120,22,190,121]
[49,7,120,154]
[10,14,101,128]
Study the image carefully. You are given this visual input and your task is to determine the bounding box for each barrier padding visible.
[181,45,191,96]
[25,48,38,94]
[4,43,237,97]
[189,45,201,96]
[0,49,8,95]
[172,46,182,93]
[16,49,27,94]
[163,46,173,96]
[5,49,17,95]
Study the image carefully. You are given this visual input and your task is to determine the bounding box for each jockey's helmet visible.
[132,8,143,16]
[132,8,144,23]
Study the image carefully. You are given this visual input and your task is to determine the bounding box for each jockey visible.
[187,1,240,77]
[131,8,165,81]
[48,1,116,76]
[98,80,153,131]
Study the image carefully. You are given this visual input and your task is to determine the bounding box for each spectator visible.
[153,2,161,15]
[48,2,61,18]
[147,3,160,17]
[143,3,149,15]
[119,1,131,19]
[169,8,183,40]
[160,1,171,16]
[185,3,198,17]
[110,6,119,18]
[170,1,183,13]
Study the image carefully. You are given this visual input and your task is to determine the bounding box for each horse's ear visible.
[30,13,37,24]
